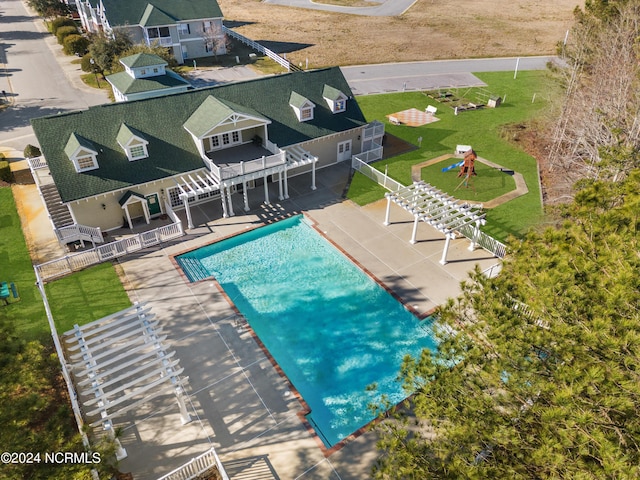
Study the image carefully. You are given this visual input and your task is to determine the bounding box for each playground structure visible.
[455,149,477,191]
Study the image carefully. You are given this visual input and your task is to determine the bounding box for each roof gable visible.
[140,3,176,27]
[289,91,314,109]
[117,123,148,147]
[323,84,346,102]
[64,133,97,158]
[183,96,270,138]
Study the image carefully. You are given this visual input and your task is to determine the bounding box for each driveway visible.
[0,0,108,151]
[262,0,418,16]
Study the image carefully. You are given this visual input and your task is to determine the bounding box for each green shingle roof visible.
[120,53,167,69]
[183,96,269,138]
[118,190,146,206]
[106,70,191,95]
[101,0,222,28]
[31,67,366,203]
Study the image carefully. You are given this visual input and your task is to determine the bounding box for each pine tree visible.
[373,171,640,479]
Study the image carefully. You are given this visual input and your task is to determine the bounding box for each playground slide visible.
[441,161,464,172]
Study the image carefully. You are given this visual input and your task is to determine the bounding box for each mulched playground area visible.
[386,108,440,127]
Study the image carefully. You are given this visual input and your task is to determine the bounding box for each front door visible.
[337,140,352,162]
[146,193,161,216]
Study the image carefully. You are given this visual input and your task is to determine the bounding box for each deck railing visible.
[35,221,184,282]
[55,224,104,245]
[27,155,48,170]
[157,447,229,480]
[205,152,286,181]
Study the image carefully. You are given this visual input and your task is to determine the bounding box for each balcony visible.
[204,144,285,185]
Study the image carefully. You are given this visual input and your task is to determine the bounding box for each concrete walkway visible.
[108,163,500,479]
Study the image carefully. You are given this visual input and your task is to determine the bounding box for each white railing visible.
[157,447,229,480]
[352,156,404,191]
[482,262,503,278]
[457,224,507,259]
[362,122,385,141]
[206,152,286,181]
[353,144,383,164]
[33,267,99,478]
[55,224,104,245]
[27,156,48,170]
[35,221,184,282]
[222,26,295,71]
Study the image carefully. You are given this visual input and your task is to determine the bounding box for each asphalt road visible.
[0,0,107,150]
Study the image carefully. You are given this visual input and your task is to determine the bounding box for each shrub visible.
[56,25,78,45]
[51,16,76,35]
[63,34,90,56]
[80,53,94,72]
[23,144,41,158]
[0,160,12,183]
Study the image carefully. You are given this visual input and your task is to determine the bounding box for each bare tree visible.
[548,2,640,192]
[201,22,228,61]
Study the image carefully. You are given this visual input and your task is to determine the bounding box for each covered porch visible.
[175,143,318,229]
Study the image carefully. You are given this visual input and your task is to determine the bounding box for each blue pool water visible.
[176,215,437,447]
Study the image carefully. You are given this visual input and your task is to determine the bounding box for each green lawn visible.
[0,188,131,341]
[420,159,516,202]
[0,187,130,480]
[351,70,561,241]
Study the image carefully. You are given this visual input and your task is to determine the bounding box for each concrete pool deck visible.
[81,162,501,479]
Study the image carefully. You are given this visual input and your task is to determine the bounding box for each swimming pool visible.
[176,215,438,448]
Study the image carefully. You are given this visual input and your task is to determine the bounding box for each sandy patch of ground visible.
[219,0,580,67]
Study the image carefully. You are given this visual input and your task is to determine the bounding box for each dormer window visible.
[289,91,315,122]
[323,85,348,114]
[65,133,99,173]
[117,123,149,161]
[76,153,99,171]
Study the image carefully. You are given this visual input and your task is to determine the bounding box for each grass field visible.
[420,159,517,202]
[218,0,579,68]
[350,70,561,241]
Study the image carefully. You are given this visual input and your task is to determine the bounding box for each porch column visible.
[278,171,284,201]
[220,187,229,218]
[384,195,392,225]
[242,181,250,211]
[311,158,317,190]
[469,219,481,251]
[283,168,290,199]
[410,215,420,244]
[125,205,134,230]
[142,200,150,225]
[263,166,270,205]
[175,386,192,425]
[182,196,194,229]
[227,186,235,217]
[440,234,453,265]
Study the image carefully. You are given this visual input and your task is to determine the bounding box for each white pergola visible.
[384,181,486,265]
[64,303,190,460]
[175,146,318,228]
